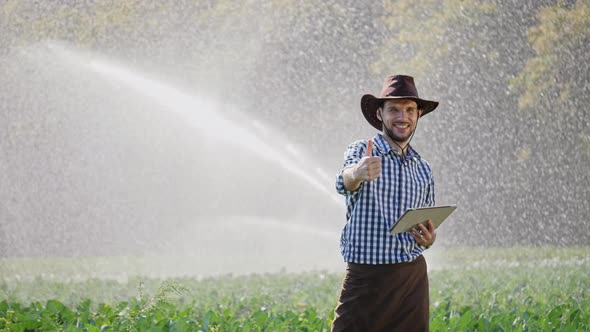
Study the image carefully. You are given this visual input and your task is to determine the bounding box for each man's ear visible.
[418,109,424,118]
[376,108,383,121]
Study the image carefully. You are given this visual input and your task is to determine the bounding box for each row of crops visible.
[1,247,589,331]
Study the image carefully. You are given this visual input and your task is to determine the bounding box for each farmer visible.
[331,75,439,332]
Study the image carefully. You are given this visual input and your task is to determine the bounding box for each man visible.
[332,75,439,332]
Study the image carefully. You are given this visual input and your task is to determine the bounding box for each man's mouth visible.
[393,123,410,129]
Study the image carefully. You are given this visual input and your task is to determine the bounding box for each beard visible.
[382,122,414,143]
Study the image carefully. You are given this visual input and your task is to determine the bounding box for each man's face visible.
[377,99,423,143]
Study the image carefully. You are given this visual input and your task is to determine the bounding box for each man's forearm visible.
[342,166,362,192]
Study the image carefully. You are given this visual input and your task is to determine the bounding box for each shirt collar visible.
[373,133,421,160]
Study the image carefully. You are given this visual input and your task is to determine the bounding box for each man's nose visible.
[396,111,410,121]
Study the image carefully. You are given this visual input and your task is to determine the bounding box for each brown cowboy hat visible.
[361,75,439,131]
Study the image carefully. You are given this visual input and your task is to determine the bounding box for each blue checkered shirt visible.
[336,134,435,264]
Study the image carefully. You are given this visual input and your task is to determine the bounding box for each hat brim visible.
[361,94,439,131]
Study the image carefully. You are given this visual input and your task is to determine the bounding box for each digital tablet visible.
[388,205,457,235]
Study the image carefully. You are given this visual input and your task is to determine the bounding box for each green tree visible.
[512,0,590,157]
[512,0,590,245]
[512,1,590,110]
[0,0,146,49]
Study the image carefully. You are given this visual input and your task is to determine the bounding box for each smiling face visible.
[377,99,423,145]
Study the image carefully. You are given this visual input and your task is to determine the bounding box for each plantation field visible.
[1,247,589,331]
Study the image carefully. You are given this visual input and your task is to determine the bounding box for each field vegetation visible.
[1,247,588,331]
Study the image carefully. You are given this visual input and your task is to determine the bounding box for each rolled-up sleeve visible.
[335,140,368,196]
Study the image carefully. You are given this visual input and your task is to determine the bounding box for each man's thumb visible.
[365,139,373,157]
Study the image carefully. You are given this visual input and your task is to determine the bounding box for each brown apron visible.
[331,255,429,332]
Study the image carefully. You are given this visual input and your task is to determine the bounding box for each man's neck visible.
[382,134,409,155]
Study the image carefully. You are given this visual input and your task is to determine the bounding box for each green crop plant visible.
[1,247,588,331]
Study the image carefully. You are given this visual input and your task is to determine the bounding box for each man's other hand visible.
[410,219,436,248]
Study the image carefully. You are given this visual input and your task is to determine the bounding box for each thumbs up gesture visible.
[353,139,382,182]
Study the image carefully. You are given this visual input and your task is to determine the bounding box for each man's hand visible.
[342,139,382,191]
[410,219,436,248]
[352,153,382,182]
